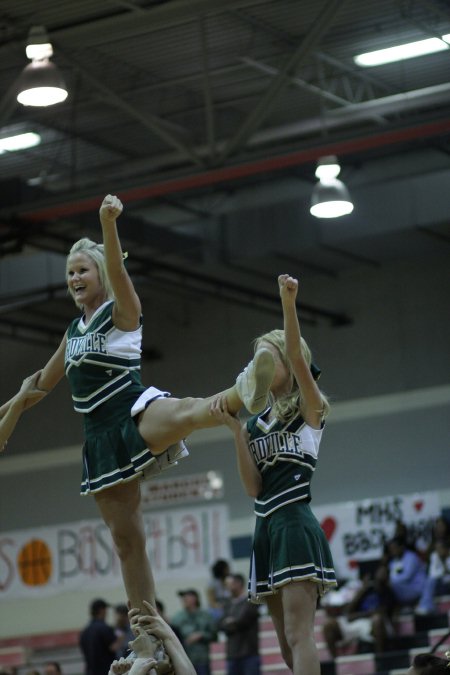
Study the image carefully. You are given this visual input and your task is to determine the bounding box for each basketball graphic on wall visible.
[17,539,53,586]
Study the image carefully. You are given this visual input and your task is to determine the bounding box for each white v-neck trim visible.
[255,409,278,433]
[78,300,113,333]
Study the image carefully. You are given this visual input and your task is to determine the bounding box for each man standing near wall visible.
[218,574,260,675]
[79,598,120,675]
[171,589,217,675]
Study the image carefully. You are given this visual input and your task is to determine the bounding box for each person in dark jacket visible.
[219,574,260,675]
[79,598,120,675]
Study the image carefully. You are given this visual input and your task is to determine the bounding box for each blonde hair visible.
[254,328,330,423]
[66,238,114,308]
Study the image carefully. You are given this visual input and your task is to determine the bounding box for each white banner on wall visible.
[0,504,230,600]
[314,490,440,579]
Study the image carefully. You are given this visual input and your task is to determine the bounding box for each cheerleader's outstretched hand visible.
[278,274,298,305]
[99,194,123,226]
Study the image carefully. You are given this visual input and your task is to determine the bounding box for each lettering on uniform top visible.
[249,430,305,463]
[66,333,107,359]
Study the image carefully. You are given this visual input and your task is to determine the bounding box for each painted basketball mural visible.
[17,539,53,586]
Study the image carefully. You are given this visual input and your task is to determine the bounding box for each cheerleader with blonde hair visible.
[0,194,276,615]
[212,274,336,675]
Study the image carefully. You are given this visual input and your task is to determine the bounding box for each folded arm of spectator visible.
[219,604,259,633]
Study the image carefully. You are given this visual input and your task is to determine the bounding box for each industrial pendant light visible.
[16,26,68,107]
[310,156,354,218]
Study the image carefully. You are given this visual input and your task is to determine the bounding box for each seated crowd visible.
[322,516,450,659]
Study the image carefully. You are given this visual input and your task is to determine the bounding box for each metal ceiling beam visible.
[0,0,276,55]
[30,74,450,195]
[57,48,204,167]
[219,0,347,161]
[106,0,146,13]
[241,56,355,107]
[232,8,392,101]
[10,115,450,223]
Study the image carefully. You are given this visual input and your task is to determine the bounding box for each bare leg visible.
[266,593,293,671]
[95,479,155,611]
[281,581,320,675]
[137,390,238,454]
[138,348,275,454]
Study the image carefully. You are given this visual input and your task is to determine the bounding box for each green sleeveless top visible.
[247,409,324,518]
[65,300,144,413]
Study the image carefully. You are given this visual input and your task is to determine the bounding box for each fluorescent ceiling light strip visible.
[355,36,450,67]
[0,132,41,153]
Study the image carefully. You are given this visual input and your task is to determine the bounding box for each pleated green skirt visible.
[80,385,160,494]
[249,501,337,603]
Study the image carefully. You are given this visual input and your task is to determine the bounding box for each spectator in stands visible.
[114,603,135,659]
[80,598,121,675]
[323,565,396,657]
[43,663,62,675]
[416,540,450,615]
[171,589,217,675]
[387,537,426,606]
[218,573,260,675]
[427,518,450,557]
[394,519,417,551]
[109,600,196,674]
[393,520,427,559]
[406,652,450,674]
[206,559,231,621]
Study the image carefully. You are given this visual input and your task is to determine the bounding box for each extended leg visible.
[138,348,275,454]
[95,479,155,611]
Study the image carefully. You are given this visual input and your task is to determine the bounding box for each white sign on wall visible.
[314,490,440,578]
[0,504,230,599]
[141,471,224,508]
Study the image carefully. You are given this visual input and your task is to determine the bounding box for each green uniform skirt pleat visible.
[80,386,156,494]
[249,501,337,602]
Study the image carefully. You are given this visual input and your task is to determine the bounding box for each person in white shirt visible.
[416,540,450,614]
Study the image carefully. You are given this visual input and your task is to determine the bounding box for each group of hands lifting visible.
[108,600,175,675]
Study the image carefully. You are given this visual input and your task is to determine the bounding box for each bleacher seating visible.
[1,596,449,675]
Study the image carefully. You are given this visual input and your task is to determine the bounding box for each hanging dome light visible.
[16,26,68,107]
[310,177,354,218]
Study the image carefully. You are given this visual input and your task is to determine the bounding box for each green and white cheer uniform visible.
[246,409,337,602]
[65,300,188,494]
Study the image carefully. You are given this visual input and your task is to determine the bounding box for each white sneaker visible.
[142,441,189,479]
[236,348,275,414]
